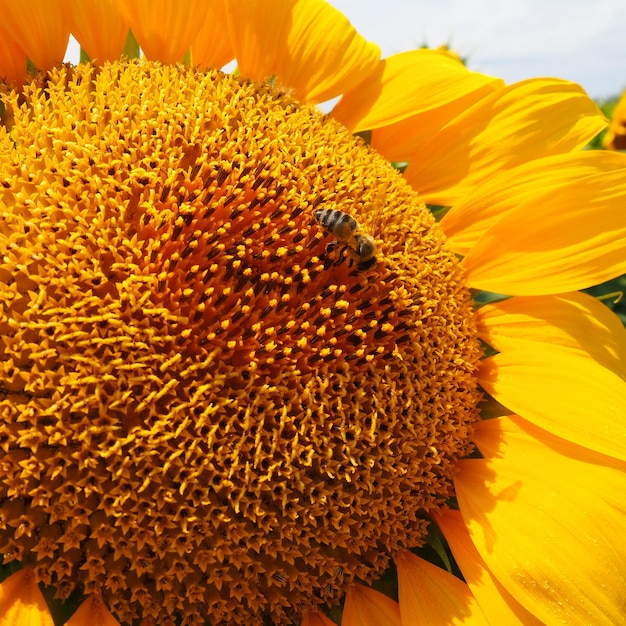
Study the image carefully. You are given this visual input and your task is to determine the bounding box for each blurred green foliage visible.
[587,95,619,149]
[584,278,626,327]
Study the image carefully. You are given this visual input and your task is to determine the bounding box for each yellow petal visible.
[342,584,401,626]
[300,611,337,626]
[478,349,626,461]
[369,79,500,163]
[477,291,626,379]
[65,595,120,626]
[455,415,626,626]
[441,150,625,256]
[68,0,130,62]
[116,0,209,63]
[224,0,380,104]
[403,78,607,205]
[394,550,489,625]
[190,1,234,70]
[0,0,70,72]
[461,150,626,294]
[0,568,54,626]
[435,509,544,625]
[332,49,502,136]
[0,27,27,84]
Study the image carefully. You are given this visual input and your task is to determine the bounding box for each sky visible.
[330,0,626,100]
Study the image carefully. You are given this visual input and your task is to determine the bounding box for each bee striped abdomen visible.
[313,209,358,235]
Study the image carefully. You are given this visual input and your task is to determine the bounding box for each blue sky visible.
[331,0,626,100]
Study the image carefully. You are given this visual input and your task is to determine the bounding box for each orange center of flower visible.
[0,62,482,624]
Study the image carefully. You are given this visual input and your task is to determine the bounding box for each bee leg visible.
[335,244,353,267]
[344,246,360,268]
[322,240,347,266]
[320,240,339,270]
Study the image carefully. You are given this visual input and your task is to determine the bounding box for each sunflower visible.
[0,1,625,625]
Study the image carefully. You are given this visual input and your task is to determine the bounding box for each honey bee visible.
[313,208,376,270]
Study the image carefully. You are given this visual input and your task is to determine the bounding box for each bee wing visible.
[334,220,359,249]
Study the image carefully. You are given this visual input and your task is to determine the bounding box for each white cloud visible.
[330,0,626,98]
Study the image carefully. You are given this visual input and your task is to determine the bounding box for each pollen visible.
[0,62,482,625]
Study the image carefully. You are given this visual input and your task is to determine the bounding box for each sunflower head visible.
[0,61,482,623]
